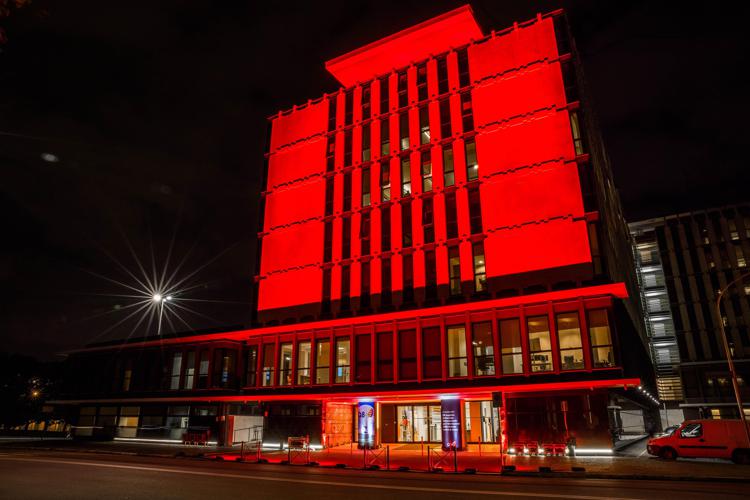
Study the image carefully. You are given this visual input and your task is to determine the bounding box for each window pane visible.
[279,343,292,386]
[527,316,552,373]
[557,312,584,370]
[335,338,350,383]
[315,340,330,384]
[377,331,393,381]
[262,344,275,386]
[588,309,612,346]
[399,329,418,380]
[500,319,523,374]
[447,326,467,377]
[422,327,442,379]
[297,341,311,385]
[472,322,494,376]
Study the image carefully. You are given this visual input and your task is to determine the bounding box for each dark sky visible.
[1,1,748,360]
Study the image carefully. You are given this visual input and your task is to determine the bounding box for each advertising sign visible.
[441,398,462,451]
[357,401,375,449]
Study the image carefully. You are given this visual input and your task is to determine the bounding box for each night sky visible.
[1,1,748,360]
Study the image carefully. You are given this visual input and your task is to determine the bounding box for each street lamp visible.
[153,293,172,336]
[716,270,750,446]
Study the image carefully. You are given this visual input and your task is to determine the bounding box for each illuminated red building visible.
[55,6,659,453]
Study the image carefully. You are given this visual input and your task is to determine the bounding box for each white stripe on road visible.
[0,456,641,500]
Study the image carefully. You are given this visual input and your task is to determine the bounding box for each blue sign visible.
[441,398,462,451]
[357,402,375,449]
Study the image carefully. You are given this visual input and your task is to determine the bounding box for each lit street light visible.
[153,293,172,336]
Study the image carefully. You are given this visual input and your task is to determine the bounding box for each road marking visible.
[0,456,642,499]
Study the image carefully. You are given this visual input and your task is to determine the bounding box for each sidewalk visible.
[3,439,750,482]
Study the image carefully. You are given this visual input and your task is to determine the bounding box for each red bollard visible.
[386,445,390,471]
[453,445,458,473]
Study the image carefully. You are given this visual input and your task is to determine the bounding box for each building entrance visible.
[394,405,442,443]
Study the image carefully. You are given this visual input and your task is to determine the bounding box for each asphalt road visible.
[0,450,747,500]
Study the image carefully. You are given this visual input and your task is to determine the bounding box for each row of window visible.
[325,140,479,220]
[327,94,474,172]
[325,186,482,261]
[239,309,614,388]
[328,49,471,134]
[322,241,487,312]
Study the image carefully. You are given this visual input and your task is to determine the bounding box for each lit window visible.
[297,341,311,385]
[500,319,523,374]
[401,156,411,196]
[362,123,371,162]
[182,352,195,390]
[315,339,330,384]
[419,106,430,145]
[443,145,454,186]
[279,343,292,386]
[421,150,432,192]
[399,112,410,150]
[528,316,552,372]
[447,325,467,377]
[472,242,486,293]
[569,110,584,155]
[361,166,371,207]
[472,322,494,376]
[557,312,584,370]
[588,309,614,368]
[245,346,257,387]
[170,352,182,390]
[262,344,275,386]
[380,161,390,202]
[335,338,350,383]
[448,246,461,296]
[465,139,478,181]
[381,118,390,156]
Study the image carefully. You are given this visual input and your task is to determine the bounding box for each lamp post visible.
[715,271,750,446]
[153,294,172,336]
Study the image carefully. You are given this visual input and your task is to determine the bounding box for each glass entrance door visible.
[395,404,442,443]
[397,406,413,442]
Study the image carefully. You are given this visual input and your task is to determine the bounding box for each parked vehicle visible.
[647,419,750,464]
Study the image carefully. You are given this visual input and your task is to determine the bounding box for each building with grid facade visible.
[631,203,750,420]
[54,6,658,451]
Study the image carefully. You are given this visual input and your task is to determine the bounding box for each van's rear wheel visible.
[659,447,677,460]
[732,449,750,465]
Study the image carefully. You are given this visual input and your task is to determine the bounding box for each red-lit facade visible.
[56,6,658,452]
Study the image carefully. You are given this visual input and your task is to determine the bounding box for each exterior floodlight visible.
[152,294,163,303]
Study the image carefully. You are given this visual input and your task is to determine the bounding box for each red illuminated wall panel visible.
[480,160,583,230]
[258,266,323,312]
[467,18,559,82]
[260,99,329,315]
[266,137,327,189]
[260,223,323,278]
[471,63,566,128]
[475,112,575,172]
[485,218,591,277]
[469,16,591,282]
[269,100,328,154]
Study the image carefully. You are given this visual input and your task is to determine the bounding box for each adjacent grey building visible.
[630,203,750,420]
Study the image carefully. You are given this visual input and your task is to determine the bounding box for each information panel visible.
[441,398,462,451]
[357,401,376,449]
